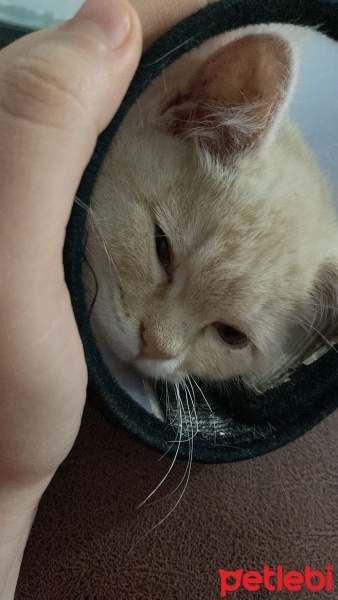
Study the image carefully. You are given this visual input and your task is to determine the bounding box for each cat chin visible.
[133,357,184,382]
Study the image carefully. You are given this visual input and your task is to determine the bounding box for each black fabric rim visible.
[62,0,338,463]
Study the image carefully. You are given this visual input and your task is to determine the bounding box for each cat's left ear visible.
[160,33,296,155]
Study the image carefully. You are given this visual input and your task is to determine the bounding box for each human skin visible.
[0,0,216,597]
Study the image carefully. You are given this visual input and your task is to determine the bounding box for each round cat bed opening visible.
[65,0,338,464]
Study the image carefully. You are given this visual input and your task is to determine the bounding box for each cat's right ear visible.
[160,33,296,156]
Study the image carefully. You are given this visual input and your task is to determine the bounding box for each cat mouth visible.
[133,356,184,382]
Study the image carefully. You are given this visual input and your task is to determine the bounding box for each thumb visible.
[0,0,142,265]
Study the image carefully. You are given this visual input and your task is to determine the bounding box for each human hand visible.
[0,0,217,502]
[0,0,142,596]
[0,0,215,596]
[0,0,142,500]
[130,0,217,48]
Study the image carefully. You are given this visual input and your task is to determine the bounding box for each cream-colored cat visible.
[84,23,338,388]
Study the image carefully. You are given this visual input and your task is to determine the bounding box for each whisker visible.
[88,211,123,289]
[138,383,184,508]
[189,375,218,444]
[142,34,202,67]
[74,195,92,213]
[142,384,194,514]
[293,315,338,355]
[184,378,199,434]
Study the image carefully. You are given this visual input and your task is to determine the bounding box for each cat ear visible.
[161,34,295,155]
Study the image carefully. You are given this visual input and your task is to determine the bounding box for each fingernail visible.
[72,0,131,49]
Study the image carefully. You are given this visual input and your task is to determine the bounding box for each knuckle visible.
[0,51,88,128]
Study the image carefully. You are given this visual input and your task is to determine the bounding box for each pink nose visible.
[138,325,172,361]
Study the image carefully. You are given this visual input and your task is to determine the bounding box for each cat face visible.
[85,24,338,385]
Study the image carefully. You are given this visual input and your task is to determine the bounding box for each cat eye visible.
[213,322,249,348]
[155,224,172,279]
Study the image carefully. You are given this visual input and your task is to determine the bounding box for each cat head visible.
[85,24,338,385]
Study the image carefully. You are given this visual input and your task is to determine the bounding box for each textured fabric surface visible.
[16,399,338,599]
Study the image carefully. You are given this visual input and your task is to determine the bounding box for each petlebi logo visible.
[218,565,334,596]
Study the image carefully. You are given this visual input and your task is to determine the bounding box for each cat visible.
[84,23,338,392]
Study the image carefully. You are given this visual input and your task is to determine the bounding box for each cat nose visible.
[139,324,173,361]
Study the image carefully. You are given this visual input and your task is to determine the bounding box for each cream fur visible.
[84,23,338,386]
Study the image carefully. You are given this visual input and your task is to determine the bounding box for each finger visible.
[0,0,142,274]
[130,0,219,48]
